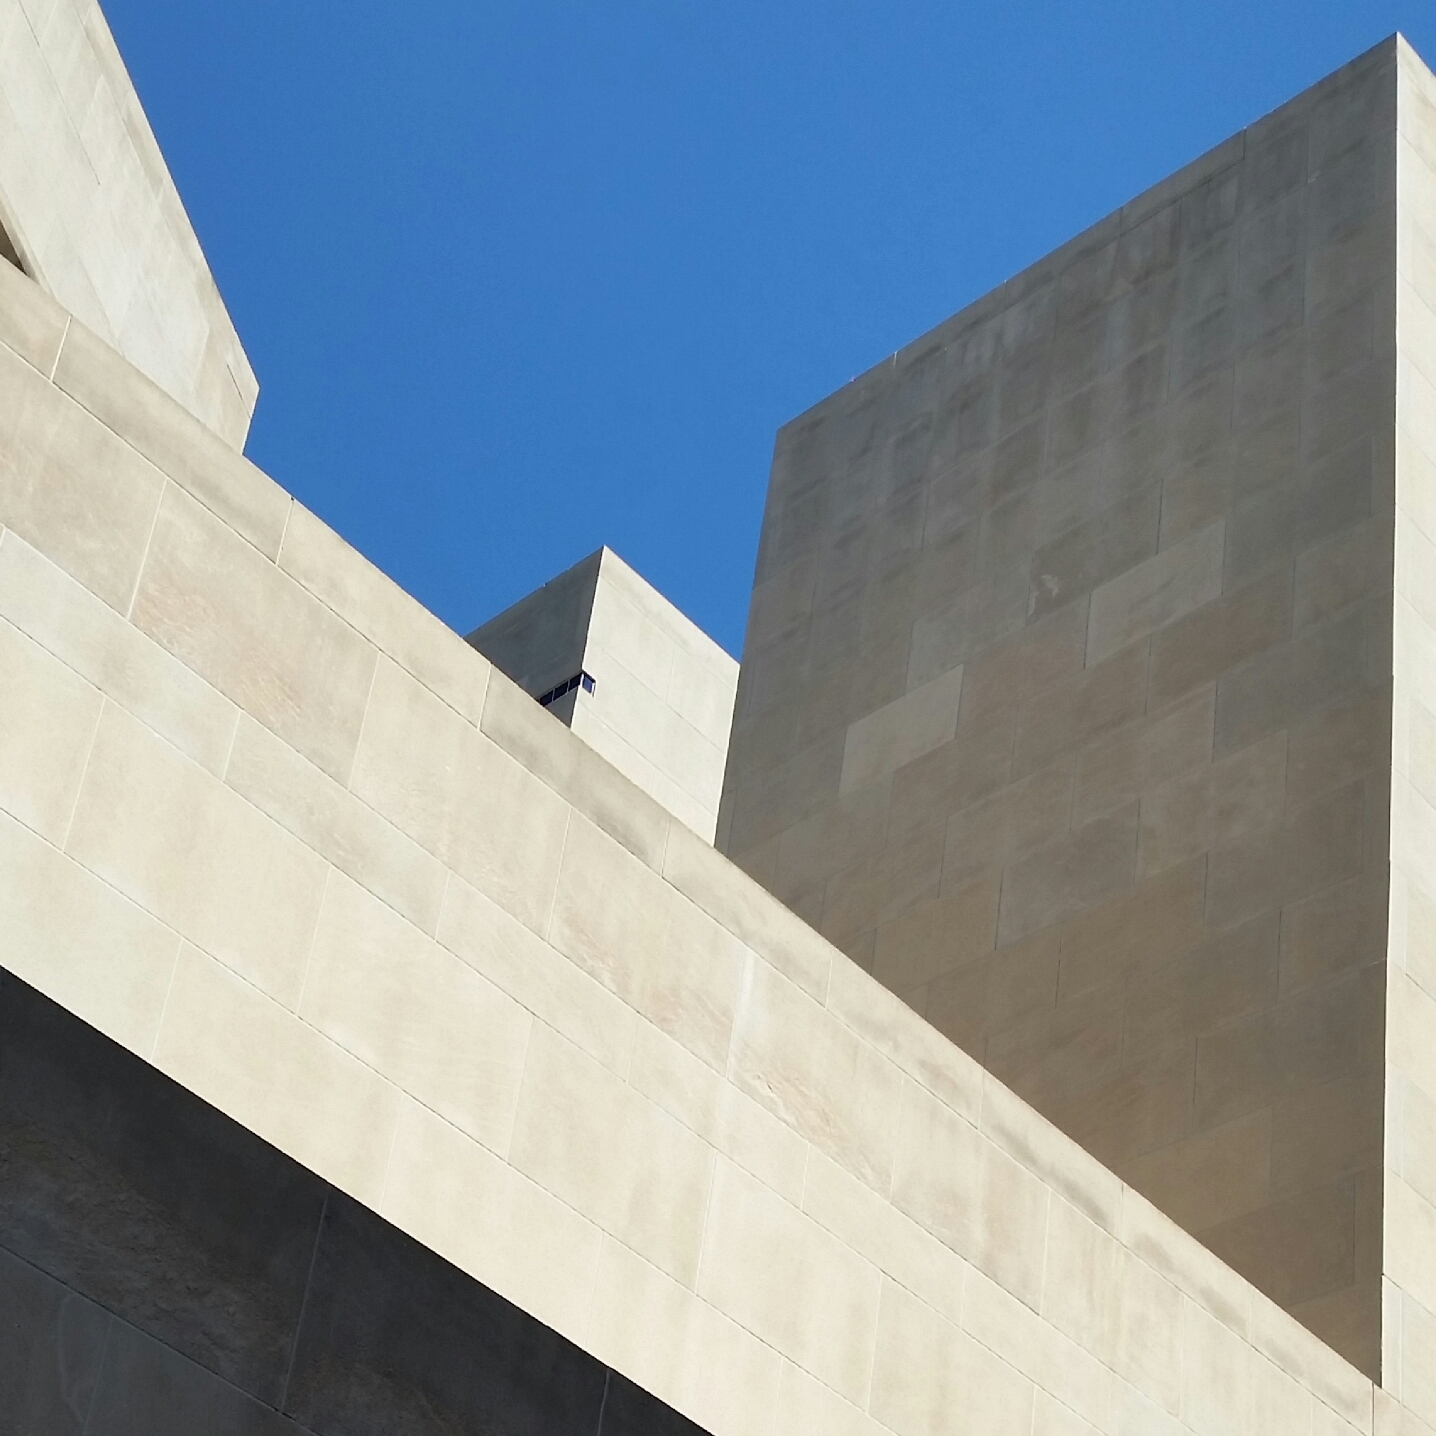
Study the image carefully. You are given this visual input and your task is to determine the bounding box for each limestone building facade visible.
[718,34,1436,1387]
[468,547,739,843]
[0,0,258,446]
[3,4,1436,1434]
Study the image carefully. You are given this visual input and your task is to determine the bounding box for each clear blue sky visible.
[106,1,1435,659]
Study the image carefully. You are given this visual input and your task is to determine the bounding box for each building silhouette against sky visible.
[2,4,1436,1433]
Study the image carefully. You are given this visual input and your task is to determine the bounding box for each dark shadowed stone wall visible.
[0,971,708,1436]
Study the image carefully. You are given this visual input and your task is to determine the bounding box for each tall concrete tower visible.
[721,35,1436,1384]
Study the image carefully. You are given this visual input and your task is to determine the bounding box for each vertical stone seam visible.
[1387,1273,1403,1402]
[657,798,672,873]
[573,1223,606,1373]
[1036,1180,1057,1349]
[338,645,382,795]
[593,1366,611,1435]
[48,315,69,382]
[291,864,332,1019]
[539,807,574,946]
[123,477,167,623]
[689,1144,722,1312]
[278,1187,329,1417]
[373,1089,405,1212]
[432,867,452,948]
[144,931,184,1065]
[78,1313,113,1436]
[218,706,242,782]
[1176,1281,1188,1432]
[58,694,105,854]
[723,946,757,1085]
[275,495,296,565]
[1384,57,1409,1394]
[1079,580,1095,682]
[994,854,1010,988]
[867,1275,891,1428]
[1154,455,1170,556]
[498,984,536,1167]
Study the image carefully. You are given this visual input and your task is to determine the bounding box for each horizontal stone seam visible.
[58,854,828,1304]
[0,570,244,765]
[48,350,281,555]
[3,598,442,947]
[274,523,495,727]
[588,1235,909,1436]
[581,644,730,766]
[570,703,722,816]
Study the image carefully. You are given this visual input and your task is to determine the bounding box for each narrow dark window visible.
[536,671,596,707]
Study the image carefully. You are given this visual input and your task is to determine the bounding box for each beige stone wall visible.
[469,547,739,841]
[0,0,257,446]
[569,549,738,842]
[1,239,1420,1436]
[1385,37,1436,1427]
[721,38,1405,1375]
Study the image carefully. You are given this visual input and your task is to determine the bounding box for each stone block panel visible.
[0,1246,111,1436]
[0,2,257,445]
[67,703,330,1009]
[0,529,240,778]
[131,485,378,789]
[0,337,165,616]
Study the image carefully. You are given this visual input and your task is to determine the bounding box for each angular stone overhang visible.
[0,0,257,446]
[0,967,710,1433]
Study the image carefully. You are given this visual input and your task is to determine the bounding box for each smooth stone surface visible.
[0,1247,108,1436]
[0,1,257,444]
[283,1194,607,1435]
